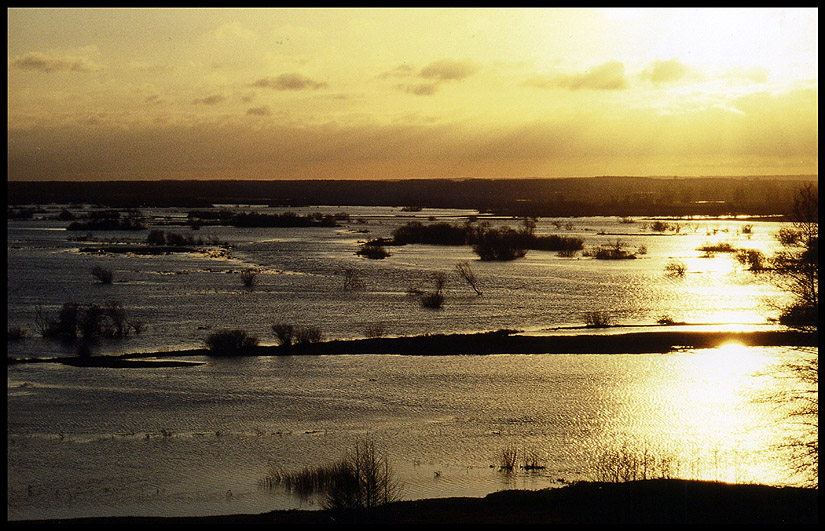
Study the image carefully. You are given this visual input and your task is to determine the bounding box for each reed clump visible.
[264,438,402,510]
[204,329,259,355]
[590,444,677,483]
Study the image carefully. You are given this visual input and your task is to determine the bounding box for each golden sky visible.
[6,7,819,181]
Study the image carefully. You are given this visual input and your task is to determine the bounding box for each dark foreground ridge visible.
[8,480,818,526]
[7,329,817,367]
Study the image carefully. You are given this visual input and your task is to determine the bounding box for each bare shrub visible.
[498,444,519,471]
[272,323,295,346]
[91,265,113,284]
[590,240,636,260]
[521,448,546,470]
[656,315,683,325]
[204,329,259,355]
[342,266,365,291]
[590,443,677,483]
[295,326,323,344]
[584,310,613,328]
[239,269,257,288]
[364,322,385,339]
[456,261,482,296]
[36,301,140,344]
[420,292,444,309]
[8,326,28,341]
[357,243,390,259]
[265,438,402,510]
[273,323,322,345]
[420,273,446,309]
[736,249,766,271]
[664,260,687,277]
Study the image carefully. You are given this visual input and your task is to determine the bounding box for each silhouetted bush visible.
[392,221,469,246]
[472,228,528,261]
[265,438,401,510]
[146,229,167,245]
[584,310,613,328]
[736,249,766,271]
[91,265,113,284]
[697,241,736,253]
[664,260,687,277]
[204,329,259,355]
[295,326,323,344]
[239,269,257,287]
[456,261,482,295]
[272,323,295,346]
[591,442,678,483]
[341,266,365,291]
[585,240,636,260]
[364,322,385,338]
[8,326,28,341]
[35,301,142,351]
[387,221,583,259]
[418,273,446,309]
[272,323,323,346]
[420,292,444,309]
[357,243,391,259]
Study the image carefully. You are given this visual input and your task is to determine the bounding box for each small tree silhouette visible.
[456,261,482,295]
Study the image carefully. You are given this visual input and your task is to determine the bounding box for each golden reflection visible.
[615,345,796,485]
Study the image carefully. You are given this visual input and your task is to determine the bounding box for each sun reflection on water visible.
[598,344,802,486]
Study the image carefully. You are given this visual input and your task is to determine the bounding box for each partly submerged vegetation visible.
[365,220,584,261]
[264,438,402,510]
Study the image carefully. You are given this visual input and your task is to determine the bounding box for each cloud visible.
[10,51,102,73]
[247,105,272,116]
[556,61,627,90]
[252,73,327,90]
[419,59,479,81]
[379,63,416,79]
[390,59,479,95]
[641,59,688,85]
[192,94,227,105]
[402,83,439,96]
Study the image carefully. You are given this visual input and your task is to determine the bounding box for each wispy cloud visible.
[252,73,327,90]
[390,58,480,96]
[10,51,102,73]
[556,61,627,90]
[402,83,438,96]
[419,59,479,81]
[640,59,688,85]
[192,94,227,105]
[247,105,272,116]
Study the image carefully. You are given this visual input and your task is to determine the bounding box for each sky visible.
[6,7,819,181]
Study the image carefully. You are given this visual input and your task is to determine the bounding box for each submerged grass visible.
[264,438,402,510]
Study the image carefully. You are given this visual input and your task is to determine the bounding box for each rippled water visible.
[7,205,791,357]
[6,205,814,520]
[7,347,816,520]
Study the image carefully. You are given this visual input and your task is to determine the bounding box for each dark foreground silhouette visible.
[8,480,818,526]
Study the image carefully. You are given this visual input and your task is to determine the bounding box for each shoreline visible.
[7,328,817,367]
[7,479,818,525]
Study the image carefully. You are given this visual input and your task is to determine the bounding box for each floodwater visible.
[6,205,816,520]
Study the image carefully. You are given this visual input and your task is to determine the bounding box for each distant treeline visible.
[188,210,349,228]
[6,176,817,217]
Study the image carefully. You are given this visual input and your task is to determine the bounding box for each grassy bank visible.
[7,479,818,525]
